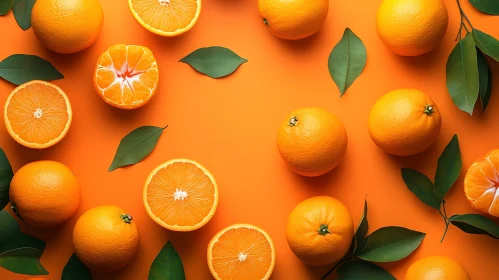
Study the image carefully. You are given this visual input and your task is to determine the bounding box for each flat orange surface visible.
[1,0,499,279]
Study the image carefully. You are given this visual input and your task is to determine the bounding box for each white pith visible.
[173,188,188,201]
[33,108,43,119]
[471,158,499,214]
[237,252,247,262]
[158,0,170,4]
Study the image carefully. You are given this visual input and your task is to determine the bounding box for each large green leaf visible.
[433,135,461,201]
[0,0,13,15]
[476,50,492,112]
[62,253,92,280]
[446,33,479,114]
[469,0,499,15]
[473,29,499,62]
[401,168,441,209]
[0,211,20,249]
[12,0,36,30]
[328,28,367,96]
[450,214,499,239]
[0,247,48,275]
[0,148,13,209]
[179,46,247,79]
[354,199,369,255]
[0,233,45,254]
[149,241,185,280]
[337,260,396,280]
[0,54,64,85]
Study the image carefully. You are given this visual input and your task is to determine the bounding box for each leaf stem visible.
[321,258,349,280]
[455,0,473,41]
[439,200,451,242]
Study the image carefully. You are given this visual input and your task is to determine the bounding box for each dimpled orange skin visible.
[9,161,80,228]
[368,89,441,156]
[258,0,328,40]
[277,108,348,177]
[31,0,104,54]
[376,0,448,56]
[406,256,471,280]
[286,196,354,266]
[73,205,139,272]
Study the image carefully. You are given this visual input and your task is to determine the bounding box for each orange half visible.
[143,159,218,231]
[4,80,72,149]
[207,224,276,280]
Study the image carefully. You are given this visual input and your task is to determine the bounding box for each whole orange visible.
[406,256,471,280]
[9,161,80,228]
[277,108,347,177]
[31,0,104,54]
[368,89,441,156]
[73,205,139,272]
[286,196,354,266]
[376,0,448,56]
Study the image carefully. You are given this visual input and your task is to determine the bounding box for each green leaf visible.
[354,199,369,255]
[0,211,20,249]
[356,227,425,262]
[433,135,461,201]
[446,33,479,114]
[328,28,367,96]
[450,214,499,239]
[0,54,64,85]
[337,260,396,280]
[0,0,13,15]
[472,29,499,62]
[0,247,48,275]
[109,125,167,172]
[401,168,441,209]
[477,50,492,112]
[12,0,35,30]
[469,0,499,15]
[0,233,46,254]
[149,241,185,280]
[62,253,93,280]
[0,148,13,209]
[179,46,248,79]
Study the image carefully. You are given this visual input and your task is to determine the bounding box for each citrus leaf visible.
[354,199,369,255]
[472,29,499,62]
[0,211,20,249]
[12,0,35,30]
[62,253,93,280]
[337,260,396,280]
[477,50,492,112]
[0,0,13,15]
[0,233,45,254]
[469,0,499,15]
[328,28,367,96]
[401,168,441,209]
[108,125,167,172]
[179,46,247,79]
[446,33,479,115]
[0,247,48,275]
[356,227,425,262]
[0,148,13,209]
[433,135,461,201]
[0,54,64,85]
[450,214,499,239]
[149,241,185,280]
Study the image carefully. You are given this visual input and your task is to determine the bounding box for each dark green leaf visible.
[0,148,13,209]
[469,0,499,15]
[354,199,369,255]
[356,227,425,262]
[446,33,479,114]
[473,29,499,62]
[0,211,20,249]
[0,233,45,254]
[0,54,64,85]
[12,0,35,30]
[0,247,48,275]
[337,260,396,280]
[179,46,247,79]
[433,135,461,201]
[450,214,499,239]
[109,125,167,172]
[62,253,93,280]
[0,0,13,15]
[149,241,185,280]
[477,50,492,112]
[328,28,367,96]
[401,168,441,209]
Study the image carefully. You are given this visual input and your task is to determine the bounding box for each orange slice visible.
[464,149,499,217]
[93,44,159,110]
[207,224,276,280]
[143,159,218,231]
[128,0,201,37]
[4,80,72,149]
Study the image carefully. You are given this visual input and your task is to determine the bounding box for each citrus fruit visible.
[406,256,471,280]
[464,150,499,217]
[31,0,103,54]
[73,205,139,272]
[376,0,448,56]
[258,0,328,40]
[207,224,275,280]
[286,196,354,266]
[368,89,441,156]
[9,161,80,228]
[4,80,72,149]
[93,44,159,109]
[143,159,218,232]
[129,0,201,37]
[277,108,348,177]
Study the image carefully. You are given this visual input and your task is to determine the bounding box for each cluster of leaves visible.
[0,54,63,85]
[0,0,35,30]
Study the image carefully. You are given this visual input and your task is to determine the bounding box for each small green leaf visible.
[446,33,479,115]
[356,226,425,262]
[433,135,461,201]
[62,253,93,280]
[0,148,13,209]
[337,260,396,280]
[0,211,20,249]
[328,28,367,96]
[149,241,185,280]
[109,125,167,172]
[473,29,499,62]
[354,199,369,255]
[469,0,499,15]
[0,0,13,15]
[0,233,45,254]
[450,214,499,239]
[179,46,247,79]
[12,0,35,30]
[0,54,64,85]
[476,50,492,112]
[0,247,48,275]
[401,168,441,209]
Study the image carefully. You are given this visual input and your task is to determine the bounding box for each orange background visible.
[1,0,499,279]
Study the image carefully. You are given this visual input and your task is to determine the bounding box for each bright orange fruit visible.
[406,256,470,280]
[93,44,159,109]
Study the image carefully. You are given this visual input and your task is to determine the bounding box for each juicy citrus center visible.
[173,189,188,201]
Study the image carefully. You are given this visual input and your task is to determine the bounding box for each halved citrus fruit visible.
[128,0,201,37]
[4,80,72,149]
[143,159,218,231]
[207,224,276,280]
[464,150,499,217]
[93,44,159,109]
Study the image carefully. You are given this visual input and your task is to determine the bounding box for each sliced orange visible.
[128,0,201,37]
[4,80,72,149]
[464,149,499,217]
[207,224,276,280]
[93,44,159,109]
[143,159,218,231]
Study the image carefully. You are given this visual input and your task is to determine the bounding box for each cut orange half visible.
[4,80,72,149]
[128,0,201,37]
[207,224,276,280]
[93,44,159,110]
[464,150,499,217]
[143,159,218,231]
